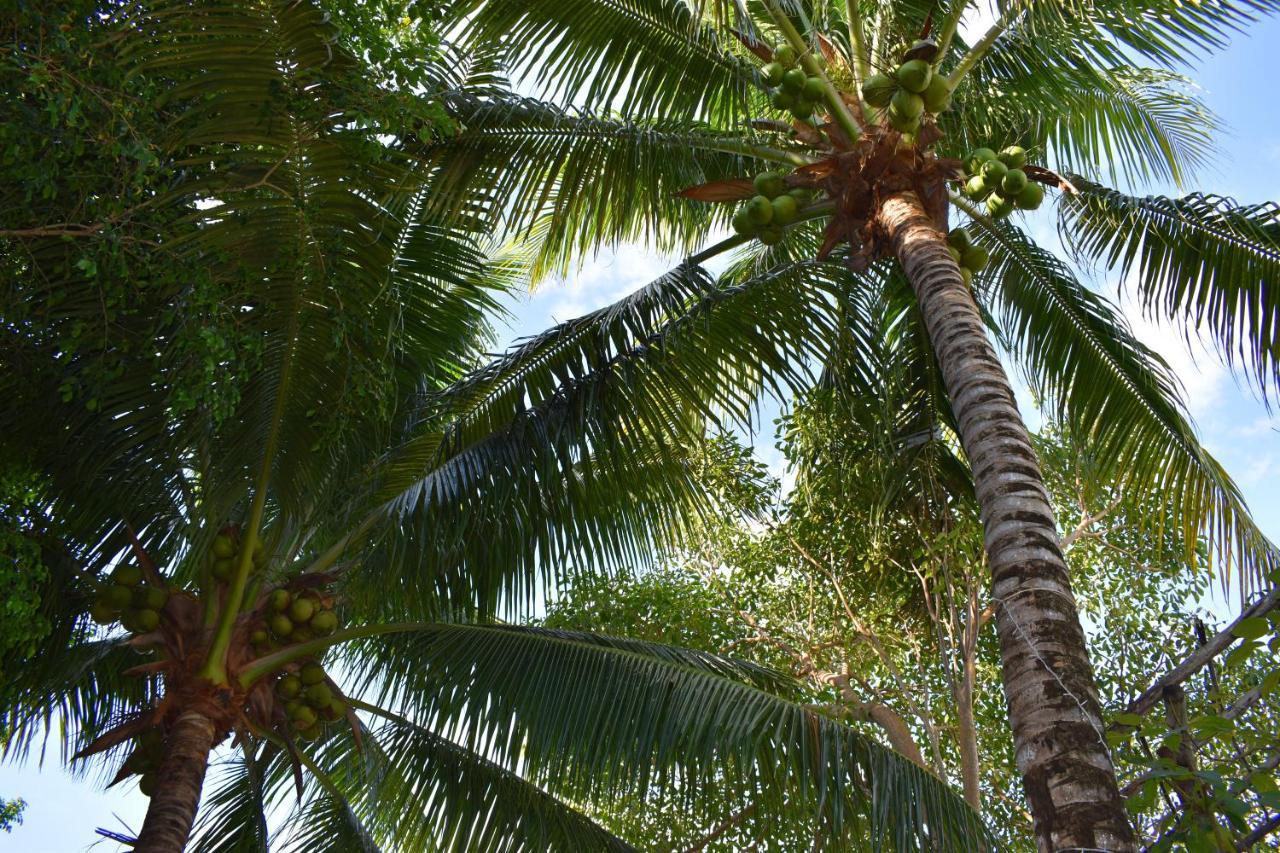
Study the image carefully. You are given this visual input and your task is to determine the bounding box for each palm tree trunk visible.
[877,192,1136,852]
[135,710,217,852]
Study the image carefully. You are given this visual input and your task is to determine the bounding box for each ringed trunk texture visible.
[877,192,1136,852]
[135,710,217,852]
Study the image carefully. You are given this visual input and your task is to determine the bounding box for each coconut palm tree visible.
[0,1,986,850]
[427,0,1280,848]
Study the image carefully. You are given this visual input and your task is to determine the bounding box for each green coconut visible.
[771,194,799,225]
[757,224,784,245]
[966,148,997,174]
[790,99,814,120]
[139,774,157,798]
[762,61,785,87]
[895,59,932,94]
[270,613,294,637]
[292,626,314,643]
[212,534,235,559]
[961,246,990,272]
[774,44,797,67]
[269,588,292,612]
[802,75,825,102]
[89,600,117,625]
[300,662,326,685]
[320,702,344,723]
[754,171,787,199]
[132,608,160,633]
[947,228,972,250]
[250,628,269,645]
[771,90,796,110]
[310,610,339,636]
[103,583,134,609]
[887,105,920,134]
[291,705,318,729]
[921,75,952,113]
[980,159,1008,183]
[948,246,963,265]
[788,187,815,203]
[890,88,924,119]
[986,193,1016,219]
[781,67,806,93]
[997,145,1027,169]
[136,585,168,611]
[732,208,756,236]
[288,597,316,624]
[211,557,234,581]
[746,195,774,225]
[278,673,302,698]
[1015,182,1045,210]
[964,175,991,200]
[959,267,974,287]
[306,682,334,706]
[1000,168,1028,195]
[860,73,896,108]
[112,564,144,587]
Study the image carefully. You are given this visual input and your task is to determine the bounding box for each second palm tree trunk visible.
[878,192,1136,852]
[134,710,217,852]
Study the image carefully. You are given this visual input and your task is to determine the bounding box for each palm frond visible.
[968,214,1279,587]
[1059,179,1280,401]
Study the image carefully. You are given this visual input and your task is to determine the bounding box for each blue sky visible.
[4,11,1280,851]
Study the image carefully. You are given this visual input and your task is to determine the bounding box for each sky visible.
[4,8,1280,851]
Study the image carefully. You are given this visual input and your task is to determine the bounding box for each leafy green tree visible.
[1,2,983,849]
[436,1,1280,846]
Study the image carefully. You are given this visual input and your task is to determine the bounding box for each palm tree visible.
[1,2,985,849]
[430,0,1280,848]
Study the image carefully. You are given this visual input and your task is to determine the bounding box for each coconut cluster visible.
[731,171,817,245]
[89,563,169,634]
[946,228,989,286]
[961,146,1044,218]
[861,53,951,134]
[124,729,166,798]
[276,660,347,740]
[761,43,826,122]
[208,529,266,582]
[254,586,340,650]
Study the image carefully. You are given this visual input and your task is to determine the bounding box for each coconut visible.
[269,588,292,612]
[753,172,787,199]
[757,224,784,245]
[288,598,316,624]
[291,705,318,729]
[762,62,785,87]
[890,89,924,119]
[966,148,997,174]
[311,610,339,636]
[132,608,160,633]
[250,628,269,646]
[979,159,1008,183]
[1000,168,1028,195]
[270,614,294,637]
[998,146,1027,169]
[136,585,168,611]
[961,246,990,272]
[1015,182,1045,210]
[104,583,134,609]
[306,683,334,706]
[251,540,265,565]
[112,564,143,587]
[921,75,951,114]
[211,557,234,581]
[790,99,815,120]
[320,702,343,723]
[887,105,920,134]
[802,76,825,102]
[771,90,796,110]
[278,673,302,698]
[860,73,896,108]
[781,67,806,94]
[300,662,326,685]
[964,175,991,200]
[895,60,932,94]
[89,600,117,625]
[986,194,1016,219]
[746,195,774,226]
[948,246,963,265]
[774,44,797,67]
[788,187,815,203]
[292,626,314,643]
[959,267,974,287]
[948,228,972,250]
[212,534,235,559]
[771,194,799,225]
[139,774,157,797]
[732,208,756,236]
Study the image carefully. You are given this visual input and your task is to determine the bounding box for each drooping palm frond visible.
[336,623,990,851]
[442,0,762,124]
[353,256,846,616]
[1059,179,1280,401]
[965,212,1278,587]
[189,748,274,853]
